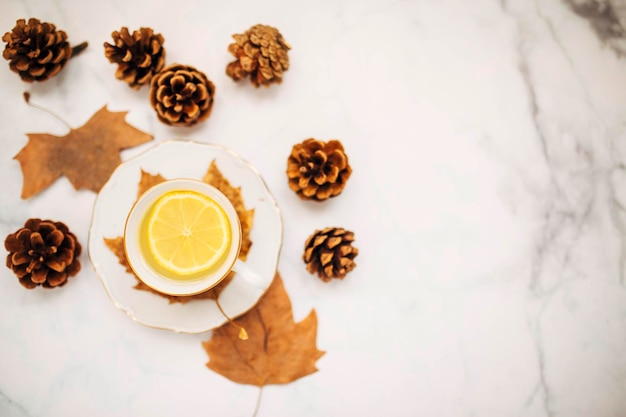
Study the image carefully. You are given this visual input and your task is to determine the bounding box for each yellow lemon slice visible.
[145,190,231,277]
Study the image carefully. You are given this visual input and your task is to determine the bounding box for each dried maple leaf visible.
[203,160,254,260]
[103,237,133,274]
[104,162,254,304]
[105,229,232,303]
[14,106,153,199]
[137,169,166,199]
[202,273,325,386]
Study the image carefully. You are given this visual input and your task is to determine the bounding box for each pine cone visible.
[287,139,352,201]
[303,227,358,282]
[103,27,165,89]
[149,63,215,127]
[4,218,82,289]
[226,24,290,88]
[2,18,87,82]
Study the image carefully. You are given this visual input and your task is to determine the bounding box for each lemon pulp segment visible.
[145,190,231,277]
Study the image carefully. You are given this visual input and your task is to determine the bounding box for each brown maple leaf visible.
[203,160,254,260]
[202,273,325,386]
[103,237,133,274]
[136,169,166,199]
[104,162,254,304]
[105,233,231,304]
[14,106,153,199]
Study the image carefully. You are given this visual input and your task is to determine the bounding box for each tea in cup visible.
[124,178,265,296]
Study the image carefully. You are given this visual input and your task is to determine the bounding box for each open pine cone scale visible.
[104,26,165,89]
[303,227,358,281]
[2,18,74,82]
[149,63,214,126]
[226,24,290,87]
[4,218,81,289]
[287,139,351,201]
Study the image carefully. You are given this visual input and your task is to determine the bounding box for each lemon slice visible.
[145,190,231,276]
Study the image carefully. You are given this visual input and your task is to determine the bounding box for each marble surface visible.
[1,0,625,416]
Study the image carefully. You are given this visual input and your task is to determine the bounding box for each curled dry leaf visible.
[104,162,254,304]
[14,106,153,198]
[203,273,325,386]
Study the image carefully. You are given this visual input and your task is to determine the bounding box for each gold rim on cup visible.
[123,178,243,296]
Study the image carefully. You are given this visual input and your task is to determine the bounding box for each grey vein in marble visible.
[556,0,626,288]
[1,0,625,415]
[0,390,31,417]
[563,0,626,56]
[608,164,626,285]
[501,1,565,295]
[536,1,603,118]
[531,328,554,417]
[500,0,607,299]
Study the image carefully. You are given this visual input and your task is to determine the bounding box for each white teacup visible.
[124,178,265,296]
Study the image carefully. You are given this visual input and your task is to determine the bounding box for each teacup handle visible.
[231,259,267,289]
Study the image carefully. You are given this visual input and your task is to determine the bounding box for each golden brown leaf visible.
[14,106,153,199]
[203,160,254,260]
[137,169,166,199]
[202,273,325,386]
[103,237,132,274]
[104,235,225,303]
[103,160,254,304]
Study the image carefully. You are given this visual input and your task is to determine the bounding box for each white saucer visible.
[88,140,283,333]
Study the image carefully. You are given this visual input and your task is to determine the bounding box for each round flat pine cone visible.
[303,227,358,282]
[104,26,165,89]
[149,63,215,127]
[4,218,82,289]
[287,139,352,201]
[226,24,290,88]
[2,18,86,82]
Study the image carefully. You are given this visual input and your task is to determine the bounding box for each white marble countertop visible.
[1,0,626,416]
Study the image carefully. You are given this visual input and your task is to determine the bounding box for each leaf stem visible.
[22,92,72,130]
[215,298,248,340]
[252,387,263,417]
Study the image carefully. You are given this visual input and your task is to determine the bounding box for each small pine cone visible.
[287,139,352,201]
[303,227,358,282]
[2,18,86,82]
[226,24,290,88]
[103,27,165,89]
[4,218,82,289]
[149,63,215,127]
